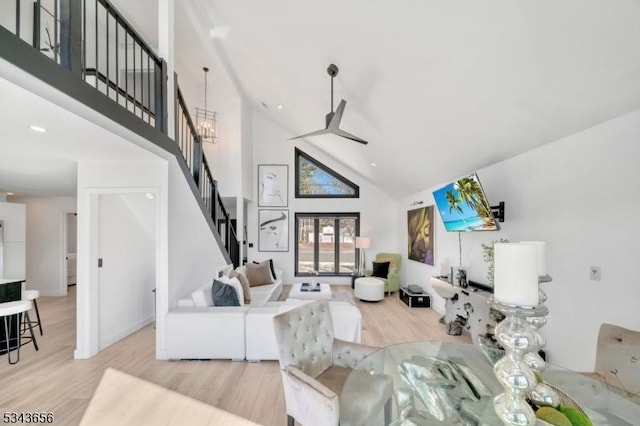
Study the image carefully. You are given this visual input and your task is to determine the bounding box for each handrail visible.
[1,0,237,266]
[176,84,240,267]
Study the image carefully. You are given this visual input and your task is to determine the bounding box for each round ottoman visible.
[354,277,385,302]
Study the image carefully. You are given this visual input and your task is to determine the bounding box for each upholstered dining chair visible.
[589,323,640,398]
[273,300,393,426]
[365,253,401,295]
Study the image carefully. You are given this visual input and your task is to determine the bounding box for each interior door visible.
[97,193,156,350]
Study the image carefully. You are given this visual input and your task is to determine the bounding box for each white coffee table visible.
[289,283,332,300]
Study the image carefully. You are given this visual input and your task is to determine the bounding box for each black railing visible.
[1,0,237,265]
[176,84,240,267]
[1,0,167,131]
[82,0,166,130]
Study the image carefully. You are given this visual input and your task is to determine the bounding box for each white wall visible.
[399,109,640,371]
[249,112,397,284]
[0,201,26,279]
[166,158,228,310]
[76,159,168,359]
[11,196,76,296]
[98,193,155,350]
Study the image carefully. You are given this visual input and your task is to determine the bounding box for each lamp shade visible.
[355,237,371,249]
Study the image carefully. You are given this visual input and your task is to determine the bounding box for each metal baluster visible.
[94,0,97,88]
[105,8,109,98]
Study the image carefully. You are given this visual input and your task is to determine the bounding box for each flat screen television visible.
[433,172,500,231]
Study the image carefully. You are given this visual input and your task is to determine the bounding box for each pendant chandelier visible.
[195,67,217,144]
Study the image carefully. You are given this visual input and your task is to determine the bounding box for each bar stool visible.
[1,300,38,364]
[22,290,43,336]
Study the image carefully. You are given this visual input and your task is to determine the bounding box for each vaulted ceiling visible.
[3,1,640,198]
[177,0,640,196]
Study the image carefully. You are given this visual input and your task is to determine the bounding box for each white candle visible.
[521,241,547,276]
[494,243,539,307]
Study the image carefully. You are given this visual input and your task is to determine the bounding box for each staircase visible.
[0,0,240,267]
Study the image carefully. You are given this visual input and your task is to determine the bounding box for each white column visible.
[158,0,175,140]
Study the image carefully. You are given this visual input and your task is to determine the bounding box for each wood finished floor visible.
[0,286,470,425]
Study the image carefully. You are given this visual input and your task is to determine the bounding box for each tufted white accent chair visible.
[273,300,393,426]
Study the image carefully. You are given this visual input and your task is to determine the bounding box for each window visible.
[295,148,359,198]
[295,213,360,276]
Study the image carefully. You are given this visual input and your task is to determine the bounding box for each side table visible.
[351,274,364,289]
[399,286,430,308]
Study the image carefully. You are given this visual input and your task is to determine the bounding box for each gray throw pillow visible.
[211,279,240,306]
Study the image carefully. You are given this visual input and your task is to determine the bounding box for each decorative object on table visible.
[396,355,492,424]
[258,209,288,251]
[481,238,510,287]
[525,274,554,405]
[491,241,560,425]
[491,300,547,425]
[355,236,371,275]
[407,206,434,265]
[257,164,288,207]
[288,64,369,145]
[195,67,217,144]
[453,267,467,288]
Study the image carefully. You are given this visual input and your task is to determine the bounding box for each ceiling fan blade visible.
[327,99,346,130]
[332,128,369,145]
[288,128,333,140]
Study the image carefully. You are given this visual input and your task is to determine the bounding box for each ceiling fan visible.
[289,64,368,145]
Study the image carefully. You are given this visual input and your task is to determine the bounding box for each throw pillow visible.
[218,276,245,305]
[253,259,277,281]
[211,279,240,306]
[191,284,213,307]
[376,257,397,274]
[246,262,274,287]
[230,270,252,304]
[372,261,390,279]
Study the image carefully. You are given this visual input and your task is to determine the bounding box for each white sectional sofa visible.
[165,264,282,361]
[164,264,362,362]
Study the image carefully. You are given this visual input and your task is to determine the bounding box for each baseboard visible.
[99,316,154,350]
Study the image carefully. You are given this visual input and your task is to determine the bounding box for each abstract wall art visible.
[407,206,434,265]
[259,209,289,252]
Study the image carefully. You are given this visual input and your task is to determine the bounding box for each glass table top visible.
[342,341,640,425]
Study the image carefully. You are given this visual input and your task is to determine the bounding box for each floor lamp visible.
[355,237,371,275]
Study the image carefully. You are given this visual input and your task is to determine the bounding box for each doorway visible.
[97,193,156,351]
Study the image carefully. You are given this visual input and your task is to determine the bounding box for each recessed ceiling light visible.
[29,125,47,133]
[277,105,284,110]
[371,163,377,167]
[145,193,155,199]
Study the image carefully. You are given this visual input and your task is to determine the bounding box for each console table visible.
[440,283,497,343]
[342,341,640,425]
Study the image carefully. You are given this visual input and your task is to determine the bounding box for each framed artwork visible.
[258,164,288,207]
[407,206,434,265]
[259,209,289,252]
